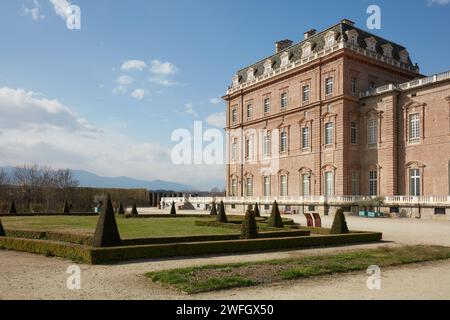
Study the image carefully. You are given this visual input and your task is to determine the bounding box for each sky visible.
[0,0,449,190]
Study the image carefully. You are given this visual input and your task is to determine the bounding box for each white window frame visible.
[280,129,288,153]
[302,174,310,196]
[280,92,288,109]
[280,175,288,196]
[231,178,237,196]
[409,113,420,144]
[231,108,238,124]
[302,85,310,103]
[246,103,253,120]
[351,172,359,196]
[369,170,378,196]
[325,78,333,96]
[368,118,378,147]
[351,77,357,95]
[263,176,271,197]
[246,177,253,197]
[325,172,334,196]
[231,139,238,162]
[325,122,334,146]
[263,132,271,157]
[302,127,309,149]
[409,169,421,196]
[351,122,358,145]
[263,98,270,114]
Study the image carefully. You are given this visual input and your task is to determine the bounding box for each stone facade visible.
[223,19,450,198]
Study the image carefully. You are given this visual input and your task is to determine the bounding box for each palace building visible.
[223,19,450,201]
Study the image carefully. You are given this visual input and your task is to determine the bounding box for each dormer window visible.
[381,43,393,58]
[247,67,255,81]
[399,50,409,64]
[280,52,290,67]
[324,31,335,48]
[264,59,273,74]
[302,42,312,58]
[345,29,359,46]
[365,37,377,52]
[232,74,240,87]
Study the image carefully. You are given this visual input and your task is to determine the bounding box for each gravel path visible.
[2,212,450,299]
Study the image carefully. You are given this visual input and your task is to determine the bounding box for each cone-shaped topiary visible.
[240,209,258,239]
[92,194,121,247]
[118,202,125,215]
[170,201,177,215]
[210,201,217,216]
[254,203,261,218]
[131,204,138,215]
[330,208,349,234]
[0,219,5,236]
[216,201,228,223]
[267,200,284,228]
[8,200,17,214]
[62,200,70,214]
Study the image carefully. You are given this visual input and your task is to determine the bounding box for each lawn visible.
[146,245,450,294]
[0,216,238,239]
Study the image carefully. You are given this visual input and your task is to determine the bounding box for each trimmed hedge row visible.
[195,220,294,232]
[0,237,92,263]
[89,232,382,264]
[0,231,382,264]
[5,230,92,245]
[0,212,98,217]
[124,214,219,219]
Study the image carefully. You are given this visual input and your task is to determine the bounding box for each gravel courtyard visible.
[2,212,450,300]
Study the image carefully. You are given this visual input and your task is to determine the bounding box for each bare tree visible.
[54,169,79,189]
[0,169,10,186]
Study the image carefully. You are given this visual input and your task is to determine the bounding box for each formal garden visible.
[0,196,382,264]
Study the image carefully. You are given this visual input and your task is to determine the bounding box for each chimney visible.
[304,29,317,40]
[341,19,355,26]
[275,39,293,53]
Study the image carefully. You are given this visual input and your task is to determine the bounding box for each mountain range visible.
[0,166,191,191]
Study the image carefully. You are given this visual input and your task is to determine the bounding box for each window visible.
[231,178,237,196]
[435,208,446,215]
[302,127,309,149]
[325,172,333,196]
[280,129,288,153]
[281,92,288,109]
[302,174,310,196]
[325,122,334,145]
[246,103,253,120]
[325,78,333,96]
[351,122,358,144]
[231,139,238,161]
[231,108,237,124]
[368,119,378,147]
[351,77,357,95]
[302,45,311,57]
[409,169,421,196]
[264,176,271,197]
[245,138,251,160]
[302,85,310,103]
[263,132,271,157]
[325,35,334,48]
[409,113,420,143]
[263,98,270,113]
[280,175,288,196]
[349,35,357,45]
[246,177,253,197]
[369,170,378,196]
[351,172,359,195]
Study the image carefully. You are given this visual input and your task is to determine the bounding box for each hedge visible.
[0,231,382,264]
[5,230,92,245]
[195,220,294,232]
[89,232,382,264]
[0,212,98,217]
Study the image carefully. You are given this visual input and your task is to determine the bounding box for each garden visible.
[0,196,383,265]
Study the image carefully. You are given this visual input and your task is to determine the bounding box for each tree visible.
[253,203,260,218]
[62,200,70,214]
[170,201,177,215]
[330,209,349,234]
[8,200,17,214]
[267,201,284,228]
[216,201,228,223]
[0,219,5,236]
[118,202,125,215]
[240,208,258,239]
[210,201,217,216]
[0,169,10,187]
[131,204,139,215]
[92,194,121,247]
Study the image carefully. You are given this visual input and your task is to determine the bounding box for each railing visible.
[161,195,450,207]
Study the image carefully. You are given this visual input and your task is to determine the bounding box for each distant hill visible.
[0,166,191,191]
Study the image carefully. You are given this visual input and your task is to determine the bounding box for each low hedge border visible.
[195,220,297,232]
[0,212,98,217]
[0,231,382,264]
[5,230,92,245]
[0,237,92,263]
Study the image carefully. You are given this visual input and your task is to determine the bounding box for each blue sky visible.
[0,0,449,190]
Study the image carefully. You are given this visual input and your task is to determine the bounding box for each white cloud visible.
[209,97,222,105]
[149,60,178,76]
[117,75,134,85]
[121,60,147,72]
[427,0,450,5]
[131,89,146,100]
[184,103,198,117]
[149,77,178,87]
[22,0,45,21]
[49,0,72,19]
[0,85,224,189]
[205,112,226,128]
[112,86,127,95]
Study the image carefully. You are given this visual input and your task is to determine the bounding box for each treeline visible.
[0,165,148,213]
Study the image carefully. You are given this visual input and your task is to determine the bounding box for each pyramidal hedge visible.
[8,200,17,214]
[210,202,217,216]
[240,208,258,239]
[0,219,5,236]
[92,194,121,247]
[253,203,261,218]
[62,200,70,214]
[170,201,177,215]
[131,204,139,215]
[330,208,350,234]
[118,202,125,215]
[216,201,228,223]
[267,200,284,228]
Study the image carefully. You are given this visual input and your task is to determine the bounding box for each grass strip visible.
[146,245,450,294]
